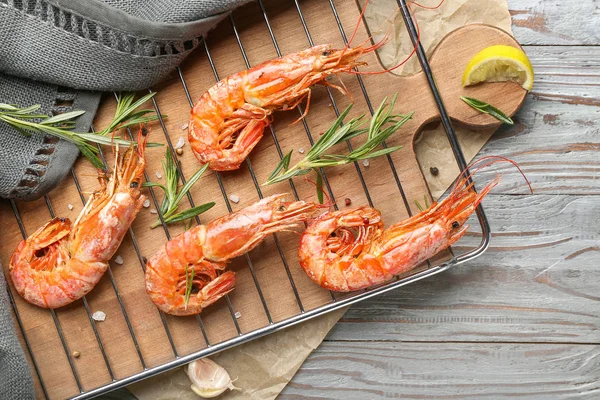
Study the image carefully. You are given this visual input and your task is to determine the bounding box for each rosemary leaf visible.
[461,96,514,125]
[414,200,424,212]
[165,203,216,224]
[267,150,293,183]
[174,163,210,206]
[353,146,403,160]
[184,264,194,309]
[315,169,324,204]
[40,110,86,125]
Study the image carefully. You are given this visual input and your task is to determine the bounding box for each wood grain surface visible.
[0,0,526,398]
[283,0,600,398]
[1,0,597,398]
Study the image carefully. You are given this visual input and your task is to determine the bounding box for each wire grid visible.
[5,0,491,398]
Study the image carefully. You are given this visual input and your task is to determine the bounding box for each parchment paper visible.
[127,1,513,398]
[128,308,346,399]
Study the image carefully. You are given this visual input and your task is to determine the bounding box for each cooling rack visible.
[2,0,491,398]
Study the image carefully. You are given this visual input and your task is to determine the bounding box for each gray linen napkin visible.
[1,0,249,200]
[1,0,249,396]
[0,267,35,399]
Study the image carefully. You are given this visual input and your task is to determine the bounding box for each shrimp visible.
[298,157,531,292]
[9,127,149,309]
[145,193,322,316]
[189,43,378,171]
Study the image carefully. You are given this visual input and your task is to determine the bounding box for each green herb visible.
[144,150,215,228]
[460,96,514,125]
[414,194,430,212]
[315,170,324,204]
[0,92,164,168]
[184,264,194,309]
[264,94,412,186]
[96,92,163,136]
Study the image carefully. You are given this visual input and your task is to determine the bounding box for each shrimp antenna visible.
[344,0,371,51]
[466,155,533,194]
[448,155,533,199]
[409,0,447,10]
[304,175,335,210]
[350,0,447,75]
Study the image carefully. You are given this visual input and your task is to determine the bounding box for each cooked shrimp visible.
[298,157,531,292]
[9,127,148,309]
[189,43,378,171]
[146,193,322,316]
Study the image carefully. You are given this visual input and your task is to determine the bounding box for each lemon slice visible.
[462,45,534,91]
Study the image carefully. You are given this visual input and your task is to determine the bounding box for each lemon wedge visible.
[462,45,534,91]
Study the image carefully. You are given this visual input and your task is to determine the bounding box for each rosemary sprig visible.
[96,92,163,136]
[184,264,194,309]
[264,94,412,186]
[460,96,514,125]
[144,150,215,228]
[0,92,164,169]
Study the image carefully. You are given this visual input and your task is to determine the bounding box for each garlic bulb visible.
[186,358,238,398]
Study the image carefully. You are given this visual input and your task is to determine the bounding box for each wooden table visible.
[282,1,600,397]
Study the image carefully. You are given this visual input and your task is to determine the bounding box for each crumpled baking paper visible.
[128,308,346,399]
[127,0,512,398]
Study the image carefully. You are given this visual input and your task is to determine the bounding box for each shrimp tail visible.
[198,271,236,310]
[237,119,267,156]
[28,218,71,250]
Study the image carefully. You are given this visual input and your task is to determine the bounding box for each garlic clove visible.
[187,358,238,398]
[190,384,228,399]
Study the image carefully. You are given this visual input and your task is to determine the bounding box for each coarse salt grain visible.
[143,199,150,208]
[362,159,370,167]
[229,194,240,204]
[298,147,305,154]
[155,171,163,179]
[175,136,185,149]
[181,123,189,130]
[67,204,74,210]
[114,255,124,265]
[150,209,158,214]
[235,311,241,319]
[92,311,106,322]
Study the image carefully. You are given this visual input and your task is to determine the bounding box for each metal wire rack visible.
[4,0,491,398]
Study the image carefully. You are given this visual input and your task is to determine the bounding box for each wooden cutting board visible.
[0,0,525,398]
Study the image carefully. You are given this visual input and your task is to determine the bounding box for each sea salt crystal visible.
[155,171,163,179]
[174,136,185,149]
[143,199,150,208]
[67,204,74,210]
[150,209,158,214]
[229,194,240,204]
[298,147,305,154]
[181,123,188,130]
[234,311,241,319]
[362,159,370,167]
[92,311,106,322]
[114,255,124,265]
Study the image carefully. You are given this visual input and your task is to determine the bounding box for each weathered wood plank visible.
[282,342,600,399]
[509,0,600,45]
[326,194,600,343]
